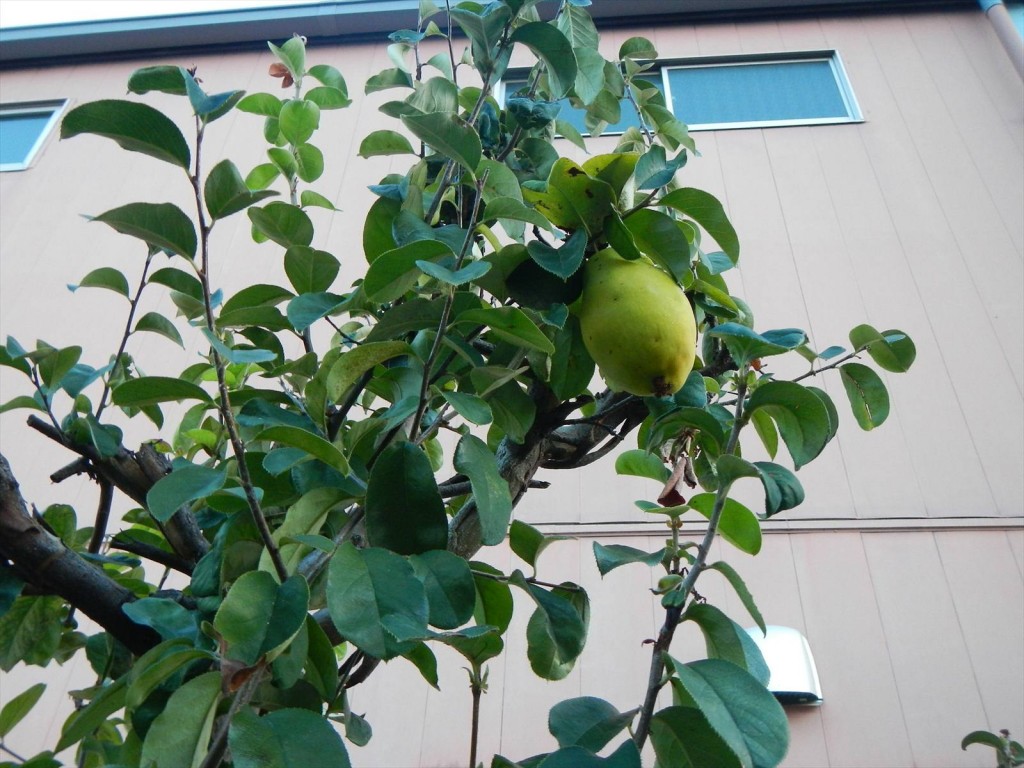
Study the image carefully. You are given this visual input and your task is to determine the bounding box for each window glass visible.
[666,59,854,128]
[0,103,64,171]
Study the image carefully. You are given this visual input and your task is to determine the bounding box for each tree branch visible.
[0,453,160,656]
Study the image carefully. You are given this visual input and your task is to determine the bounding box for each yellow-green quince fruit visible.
[578,248,696,397]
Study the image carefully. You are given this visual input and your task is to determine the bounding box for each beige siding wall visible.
[1,6,1021,767]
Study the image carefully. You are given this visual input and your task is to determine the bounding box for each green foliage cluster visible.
[0,1,914,766]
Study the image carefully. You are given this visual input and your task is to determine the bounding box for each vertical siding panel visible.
[863,531,989,767]
[791,532,914,767]
[857,14,1021,515]
[935,530,1024,738]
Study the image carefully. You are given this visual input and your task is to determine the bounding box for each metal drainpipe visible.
[979,0,1024,79]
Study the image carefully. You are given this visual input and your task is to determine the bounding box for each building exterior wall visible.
[0,5,1021,767]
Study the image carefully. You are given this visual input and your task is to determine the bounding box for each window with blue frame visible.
[0,101,67,171]
[501,51,861,135]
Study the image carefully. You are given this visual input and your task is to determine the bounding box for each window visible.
[501,51,861,135]
[0,101,67,171]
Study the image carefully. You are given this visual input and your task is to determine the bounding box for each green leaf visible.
[299,190,337,210]
[55,675,127,752]
[286,291,347,332]
[592,542,667,577]
[128,65,187,95]
[549,697,638,752]
[269,35,306,82]
[125,641,210,712]
[840,362,890,430]
[745,381,833,470]
[112,377,212,408]
[256,425,350,475]
[61,99,190,170]
[527,229,587,279]
[619,36,657,60]
[0,683,45,738]
[416,259,491,287]
[453,434,512,546]
[707,324,807,367]
[36,345,81,391]
[229,708,352,768]
[122,598,196,642]
[248,202,314,248]
[325,340,413,402]
[512,22,577,98]
[650,706,742,768]
[306,85,351,109]
[69,266,130,298]
[133,312,184,347]
[707,561,766,635]
[623,208,691,283]
[294,143,324,183]
[358,129,416,157]
[214,572,309,665]
[401,112,482,176]
[849,324,916,373]
[409,550,476,630]
[661,187,740,266]
[205,159,277,220]
[140,671,221,768]
[92,202,197,260]
[147,464,226,523]
[514,576,588,681]
[364,240,454,302]
[634,144,687,190]
[278,99,320,145]
[483,196,553,231]
[441,390,492,425]
[683,603,769,685]
[247,162,280,190]
[260,488,348,574]
[532,741,642,768]
[961,730,1007,751]
[455,306,555,354]
[509,521,568,572]
[522,158,615,236]
[471,562,513,635]
[237,92,283,117]
[365,442,447,555]
[752,461,805,517]
[665,657,789,768]
[687,493,761,555]
[614,449,670,482]
[327,543,428,660]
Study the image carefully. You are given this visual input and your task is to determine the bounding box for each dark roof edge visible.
[0,0,978,70]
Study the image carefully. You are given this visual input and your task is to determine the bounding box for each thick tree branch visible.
[26,415,209,565]
[0,453,160,656]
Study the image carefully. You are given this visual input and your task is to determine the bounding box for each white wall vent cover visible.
[745,625,822,705]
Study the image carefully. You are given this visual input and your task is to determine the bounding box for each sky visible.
[0,0,322,29]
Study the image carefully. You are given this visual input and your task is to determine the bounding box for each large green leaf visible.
[327,543,428,660]
[0,683,45,738]
[324,341,412,401]
[260,487,349,575]
[92,202,197,260]
[229,708,352,768]
[127,65,188,95]
[401,112,481,176]
[745,381,832,470]
[248,202,314,248]
[455,306,555,354]
[283,246,340,294]
[849,324,916,373]
[69,266,130,298]
[365,442,447,555]
[125,641,210,712]
[666,657,789,768]
[522,158,615,236]
[511,573,588,680]
[614,449,670,483]
[661,187,740,265]
[548,697,638,752]
[61,99,190,169]
[256,425,349,476]
[146,464,226,523]
[512,22,577,98]
[453,434,512,546]
[358,129,416,158]
[649,706,742,768]
[278,99,320,145]
[213,572,309,665]
[707,324,807,367]
[409,550,476,630]
[707,561,766,635]
[687,493,761,555]
[592,542,667,577]
[134,312,184,347]
[471,562,514,635]
[509,521,568,573]
[55,675,127,752]
[623,208,691,283]
[839,362,890,430]
[683,603,769,685]
[205,159,277,220]
[527,229,587,279]
[139,671,221,768]
[363,240,454,302]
